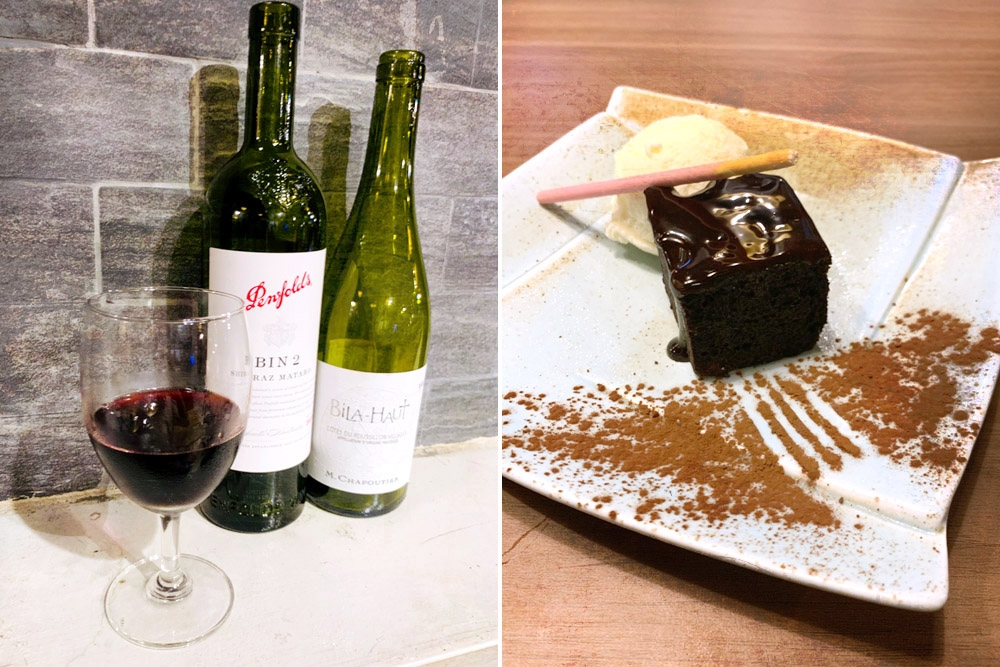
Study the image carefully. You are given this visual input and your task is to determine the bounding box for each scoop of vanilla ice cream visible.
[607,115,748,254]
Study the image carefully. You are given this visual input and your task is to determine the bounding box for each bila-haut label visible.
[326,396,412,426]
[309,363,427,494]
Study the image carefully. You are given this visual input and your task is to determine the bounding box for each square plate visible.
[501,87,1000,610]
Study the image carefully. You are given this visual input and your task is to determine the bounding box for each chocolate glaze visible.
[644,173,831,293]
[666,338,689,362]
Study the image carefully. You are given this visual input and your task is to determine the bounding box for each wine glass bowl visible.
[80,287,251,648]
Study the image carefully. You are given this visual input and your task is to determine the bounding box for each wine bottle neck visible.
[357,77,421,195]
[243,34,297,151]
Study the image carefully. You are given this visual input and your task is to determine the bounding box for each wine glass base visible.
[104,554,234,649]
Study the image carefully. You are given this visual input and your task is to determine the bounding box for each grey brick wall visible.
[0,0,498,500]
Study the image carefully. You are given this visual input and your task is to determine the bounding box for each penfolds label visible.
[209,248,326,473]
[245,271,314,311]
[308,362,426,494]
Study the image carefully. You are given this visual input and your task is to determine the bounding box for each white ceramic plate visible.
[501,87,1000,610]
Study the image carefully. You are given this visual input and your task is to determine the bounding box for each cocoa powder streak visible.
[503,311,1000,532]
[753,390,822,482]
[764,382,844,470]
[773,375,863,457]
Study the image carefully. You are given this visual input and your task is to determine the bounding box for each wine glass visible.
[80,287,251,648]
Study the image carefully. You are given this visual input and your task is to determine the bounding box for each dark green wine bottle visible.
[199,2,326,532]
[306,50,429,517]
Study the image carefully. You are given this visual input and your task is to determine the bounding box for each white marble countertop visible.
[0,437,498,666]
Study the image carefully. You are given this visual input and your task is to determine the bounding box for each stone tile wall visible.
[0,0,498,500]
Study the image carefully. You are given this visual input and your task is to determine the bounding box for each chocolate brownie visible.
[645,173,831,376]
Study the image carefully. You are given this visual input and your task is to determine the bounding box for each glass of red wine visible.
[80,286,251,648]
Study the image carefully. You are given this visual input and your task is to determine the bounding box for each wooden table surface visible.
[501,1,1000,664]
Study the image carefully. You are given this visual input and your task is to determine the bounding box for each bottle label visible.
[308,362,426,494]
[209,247,326,473]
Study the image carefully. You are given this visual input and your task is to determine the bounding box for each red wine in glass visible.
[80,286,251,649]
[88,388,242,514]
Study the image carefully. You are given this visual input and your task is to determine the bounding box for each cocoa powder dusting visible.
[773,375,862,457]
[503,311,1000,534]
[793,311,997,471]
[506,376,837,529]
[765,383,843,470]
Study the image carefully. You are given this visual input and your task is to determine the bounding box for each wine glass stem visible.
[148,512,192,602]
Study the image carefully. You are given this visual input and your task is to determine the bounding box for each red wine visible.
[199,1,324,532]
[88,388,243,514]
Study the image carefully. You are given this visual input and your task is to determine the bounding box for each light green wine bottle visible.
[306,50,429,517]
[199,2,326,532]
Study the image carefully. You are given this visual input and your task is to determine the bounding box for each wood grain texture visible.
[502,1,1000,663]
[502,0,1000,176]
